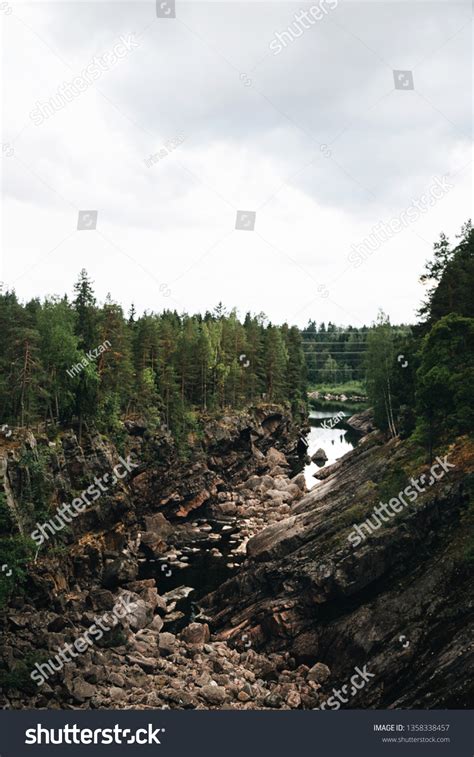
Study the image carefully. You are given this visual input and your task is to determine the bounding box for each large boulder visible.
[176,489,210,517]
[102,557,138,588]
[290,472,307,491]
[311,448,328,463]
[307,662,331,684]
[272,476,291,492]
[158,632,177,656]
[69,678,96,703]
[144,513,173,539]
[266,489,292,504]
[180,622,210,650]
[200,684,227,705]
[346,408,375,435]
[118,591,151,631]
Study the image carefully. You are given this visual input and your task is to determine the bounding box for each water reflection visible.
[304,408,359,489]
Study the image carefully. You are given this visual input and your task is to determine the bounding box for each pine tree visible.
[73,269,98,348]
[264,326,288,402]
[36,298,81,422]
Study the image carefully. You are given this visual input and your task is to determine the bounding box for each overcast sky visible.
[1,0,472,327]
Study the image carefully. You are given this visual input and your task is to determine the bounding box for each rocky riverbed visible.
[0,405,320,709]
[0,406,472,710]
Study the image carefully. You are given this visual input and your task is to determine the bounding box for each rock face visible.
[0,404,313,710]
[203,433,474,709]
[346,408,375,436]
[1,405,472,711]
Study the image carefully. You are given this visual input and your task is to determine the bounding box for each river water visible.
[304,406,360,489]
[141,405,361,626]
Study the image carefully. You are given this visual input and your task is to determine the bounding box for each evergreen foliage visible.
[0,276,307,436]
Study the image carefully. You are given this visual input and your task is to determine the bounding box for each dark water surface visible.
[140,405,360,625]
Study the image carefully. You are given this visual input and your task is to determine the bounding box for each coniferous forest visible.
[0,220,472,456]
[0,208,472,718]
[0,271,308,442]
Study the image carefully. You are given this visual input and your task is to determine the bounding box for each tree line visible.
[0,272,307,441]
[1,219,471,456]
[364,220,473,456]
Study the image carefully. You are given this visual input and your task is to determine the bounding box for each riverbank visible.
[0,404,317,709]
[1,406,472,710]
[203,431,474,708]
[307,381,368,408]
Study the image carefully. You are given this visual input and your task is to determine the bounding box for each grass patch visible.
[376,466,410,503]
[0,652,50,695]
[309,380,367,397]
[338,502,373,528]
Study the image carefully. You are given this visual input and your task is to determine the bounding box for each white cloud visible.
[1,0,471,327]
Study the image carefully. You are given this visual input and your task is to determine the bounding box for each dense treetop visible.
[0,278,307,440]
[364,220,473,454]
[0,219,471,457]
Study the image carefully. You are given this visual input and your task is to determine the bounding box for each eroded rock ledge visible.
[0,410,472,710]
[203,433,474,708]
[0,405,321,710]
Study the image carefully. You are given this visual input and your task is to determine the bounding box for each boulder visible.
[237,690,251,702]
[245,474,274,493]
[292,630,319,663]
[87,588,116,611]
[109,686,126,703]
[102,557,138,588]
[216,502,237,515]
[150,615,164,632]
[268,466,287,477]
[307,662,331,684]
[272,476,291,491]
[266,489,292,503]
[290,472,306,491]
[118,591,151,631]
[158,632,177,656]
[286,689,301,708]
[311,448,328,463]
[143,512,173,538]
[346,408,375,435]
[180,622,210,650]
[200,684,227,705]
[70,678,96,702]
[285,483,303,500]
